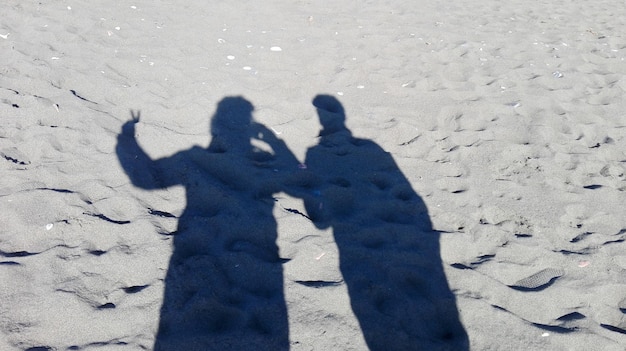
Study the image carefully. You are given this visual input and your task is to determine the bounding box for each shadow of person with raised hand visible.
[290,95,469,350]
[116,97,299,351]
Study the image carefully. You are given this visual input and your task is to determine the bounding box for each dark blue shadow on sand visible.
[284,95,469,351]
[117,97,294,351]
[116,95,469,351]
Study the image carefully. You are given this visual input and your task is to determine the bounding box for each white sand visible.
[1,0,625,350]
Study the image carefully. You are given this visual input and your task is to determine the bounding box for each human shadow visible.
[116,97,299,351]
[285,95,469,350]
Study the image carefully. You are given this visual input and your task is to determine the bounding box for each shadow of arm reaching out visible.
[116,110,178,190]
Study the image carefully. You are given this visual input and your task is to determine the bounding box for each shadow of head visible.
[312,95,347,133]
[211,96,255,135]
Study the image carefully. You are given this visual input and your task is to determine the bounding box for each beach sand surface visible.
[1,1,625,350]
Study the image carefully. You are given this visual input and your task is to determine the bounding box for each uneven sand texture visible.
[1,0,626,350]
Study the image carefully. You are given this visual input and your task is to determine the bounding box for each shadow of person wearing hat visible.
[286,95,469,351]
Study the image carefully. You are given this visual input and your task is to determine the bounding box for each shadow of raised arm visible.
[251,123,300,167]
[116,110,177,190]
[250,123,327,220]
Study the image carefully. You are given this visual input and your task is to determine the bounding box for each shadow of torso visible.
[117,124,290,350]
[293,129,469,351]
[153,145,289,351]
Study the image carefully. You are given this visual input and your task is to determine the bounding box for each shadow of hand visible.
[121,110,141,136]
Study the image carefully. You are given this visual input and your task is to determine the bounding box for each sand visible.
[1,0,626,350]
